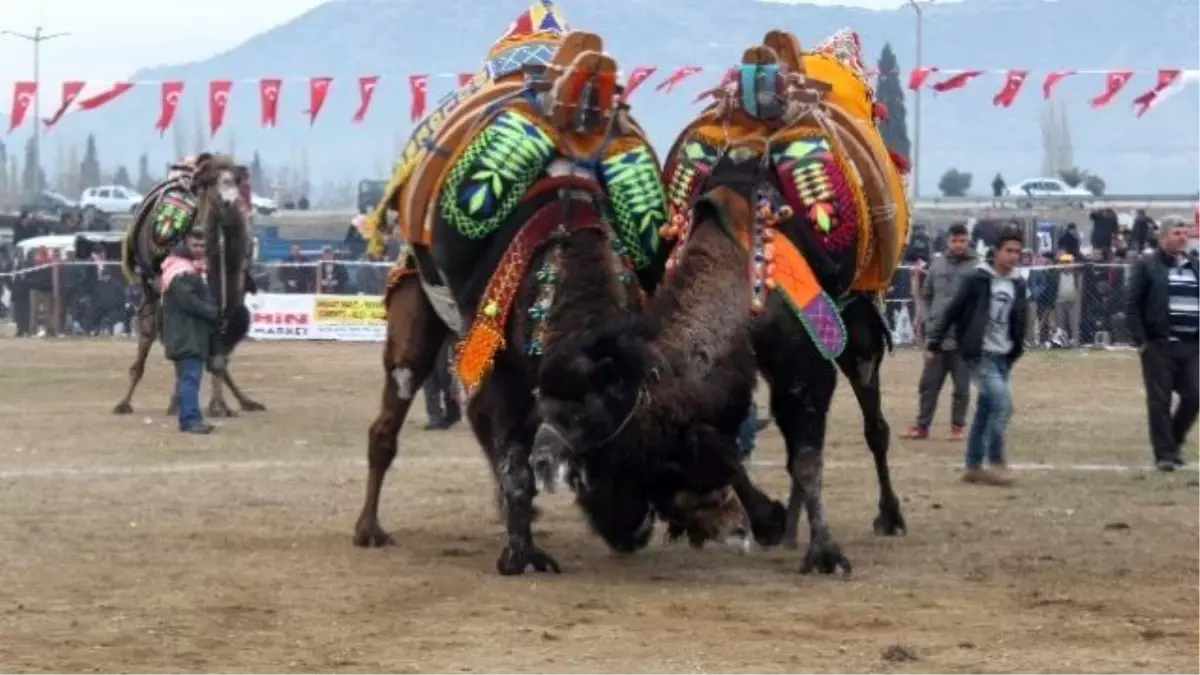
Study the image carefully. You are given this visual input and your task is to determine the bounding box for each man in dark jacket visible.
[1126,218,1199,471]
[926,227,1028,486]
[1131,209,1156,252]
[161,233,221,434]
[422,340,461,430]
[904,223,976,441]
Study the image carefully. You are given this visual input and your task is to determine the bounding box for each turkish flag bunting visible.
[621,66,657,101]
[153,81,184,135]
[76,82,134,110]
[354,76,380,123]
[44,81,86,129]
[908,67,938,90]
[655,65,702,93]
[1132,68,1182,117]
[306,76,333,124]
[209,79,233,136]
[1041,70,1075,99]
[693,67,737,103]
[931,70,983,93]
[8,81,36,133]
[992,70,1028,107]
[458,72,476,88]
[1090,70,1133,108]
[409,74,429,122]
[259,78,282,127]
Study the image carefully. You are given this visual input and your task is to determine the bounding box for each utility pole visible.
[2,26,70,193]
[906,0,926,199]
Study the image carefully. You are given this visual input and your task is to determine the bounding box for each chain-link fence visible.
[887,259,1141,350]
[0,259,392,337]
[0,257,1142,347]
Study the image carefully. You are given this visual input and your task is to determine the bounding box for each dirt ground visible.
[0,339,1196,673]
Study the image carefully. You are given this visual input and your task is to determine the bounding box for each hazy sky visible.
[0,0,918,89]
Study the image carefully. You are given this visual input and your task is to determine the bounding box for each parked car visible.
[250,193,279,216]
[1004,178,1093,199]
[22,190,79,219]
[79,185,143,214]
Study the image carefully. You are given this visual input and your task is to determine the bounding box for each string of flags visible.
[5,66,1196,135]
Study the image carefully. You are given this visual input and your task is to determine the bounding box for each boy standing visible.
[926,227,1028,485]
[161,231,220,435]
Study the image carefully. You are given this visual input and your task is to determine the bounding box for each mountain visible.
[21,0,1200,197]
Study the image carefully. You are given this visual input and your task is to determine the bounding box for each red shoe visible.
[901,425,929,440]
[948,426,965,442]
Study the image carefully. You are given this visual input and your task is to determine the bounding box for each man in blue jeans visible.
[925,227,1028,486]
[160,231,220,434]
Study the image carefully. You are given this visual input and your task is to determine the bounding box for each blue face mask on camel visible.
[738,63,783,119]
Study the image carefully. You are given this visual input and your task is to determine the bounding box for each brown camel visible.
[113,156,265,418]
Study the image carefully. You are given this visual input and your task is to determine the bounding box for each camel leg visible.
[113,301,159,415]
[353,276,449,548]
[207,369,235,418]
[837,299,905,537]
[219,367,267,412]
[770,359,851,575]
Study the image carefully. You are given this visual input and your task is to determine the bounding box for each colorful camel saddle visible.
[366,1,664,277]
[661,29,912,360]
[378,3,665,392]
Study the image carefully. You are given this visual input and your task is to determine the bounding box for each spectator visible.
[280,244,311,294]
[1057,223,1082,261]
[161,234,220,435]
[355,253,389,296]
[316,247,348,295]
[1052,252,1082,347]
[991,174,1006,198]
[1126,218,1199,471]
[904,222,976,441]
[1131,209,1156,252]
[926,227,1029,487]
[1089,208,1118,261]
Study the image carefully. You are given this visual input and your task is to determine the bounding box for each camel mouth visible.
[667,486,750,544]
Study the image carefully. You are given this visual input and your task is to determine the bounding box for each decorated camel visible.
[535,29,912,574]
[113,153,265,417]
[351,4,778,574]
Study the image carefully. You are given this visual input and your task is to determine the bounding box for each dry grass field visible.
[0,339,1196,673]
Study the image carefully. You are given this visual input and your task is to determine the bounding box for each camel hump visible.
[762,29,805,75]
[741,45,779,66]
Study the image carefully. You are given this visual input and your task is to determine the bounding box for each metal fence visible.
[0,258,1140,348]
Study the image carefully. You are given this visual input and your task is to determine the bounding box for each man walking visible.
[926,227,1029,486]
[423,340,462,431]
[1127,218,1199,471]
[904,223,976,441]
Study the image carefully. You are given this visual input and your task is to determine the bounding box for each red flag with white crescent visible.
[353,76,379,123]
[621,66,657,101]
[1132,68,1182,117]
[155,81,185,135]
[1090,70,1133,108]
[930,70,983,93]
[259,78,282,127]
[8,81,36,132]
[1042,70,1075,99]
[907,66,938,91]
[43,81,86,129]
[655,65,702,93]
[306,76,333,125]
[209,79,233,136]
[409,74,429,121]
[992,70,1028,107]
[458,72,476,88]
[693,67,736,103]
[76,82,134,110]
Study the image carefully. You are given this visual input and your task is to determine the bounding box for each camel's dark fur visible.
[354,176,654,574]
[537,148,904,574]
[534,164,788,554]
[113,157,265,418]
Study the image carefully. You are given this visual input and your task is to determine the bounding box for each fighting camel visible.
[113,154,266,418]
[353,22,780,574]
[538,31,912,574]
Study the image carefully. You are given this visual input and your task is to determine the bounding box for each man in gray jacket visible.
[904,223,976,441]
